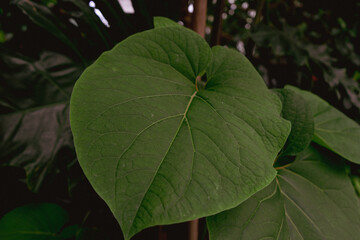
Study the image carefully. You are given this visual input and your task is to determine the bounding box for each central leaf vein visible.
[126,91,197,234]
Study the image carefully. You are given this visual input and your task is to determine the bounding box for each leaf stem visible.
[189,1,208,238]
[275,163,292,170]
[191,0,208,37]
[189,219,199,240]
[210,0,225,46]
[196,76,201,91]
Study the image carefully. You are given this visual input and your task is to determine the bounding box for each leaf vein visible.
[124,91,197,235]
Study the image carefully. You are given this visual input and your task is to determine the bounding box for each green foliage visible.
[70,18,290,239]
[286,85,360,164]
[70,17,360,239]
[0,1,185,239]
[0,203,78,240]
[207,145,360,239]
[216,0,360,120]
[1,0,360,239]
[0,50,81,192]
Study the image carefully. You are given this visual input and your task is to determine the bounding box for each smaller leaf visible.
[285,85,360,164]
[274,88,314,156]
[0,203,69,240]
[153,16,181,28]
[207,145,360,240]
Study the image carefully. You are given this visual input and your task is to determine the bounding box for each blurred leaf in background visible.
[0,203,78,240]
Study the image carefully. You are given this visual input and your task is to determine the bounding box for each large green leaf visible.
[70,24,290,239]
[285,85,360,164]
[274,88,314,156]
[0,203,71,240]
[207,145,360,239]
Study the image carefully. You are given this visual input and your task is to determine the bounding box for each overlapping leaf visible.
[274,88,314,156]
[285,85,360,164]
[70,22,290,239]
[207,145,360,239]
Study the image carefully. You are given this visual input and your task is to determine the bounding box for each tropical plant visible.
[1,1,360,239]
[70,17,360,239]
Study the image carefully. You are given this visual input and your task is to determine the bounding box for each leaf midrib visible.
[126,90,197,237]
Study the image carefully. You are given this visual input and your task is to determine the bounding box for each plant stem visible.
[189,2,208,239]
[210,0,225,46]
[275,163,292,170]
[158,225,167,240]
[189,219,199,240]
[192,0,208,37]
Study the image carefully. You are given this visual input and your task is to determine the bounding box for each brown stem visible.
[275,163,292,170]
[158,225,167,240]
[189,2,207,239]
[210,0,225,46]
[191,0,208,37]
[189,219,199,240]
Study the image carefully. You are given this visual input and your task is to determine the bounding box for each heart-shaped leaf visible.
[285,85,360,164]
[207,144,360,239]
[70,23,290,239]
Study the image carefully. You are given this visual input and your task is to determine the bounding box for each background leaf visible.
[251,25,308,65]
[70,25,290,239]
[0,103,73,192]
[0,50,80,192]
[0,50,82,113]
[285,85,360,164]
[0,203,70,240]
[207,144,360,240]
